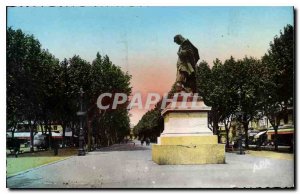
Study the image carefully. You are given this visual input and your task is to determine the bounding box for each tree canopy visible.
[7,27,132,149]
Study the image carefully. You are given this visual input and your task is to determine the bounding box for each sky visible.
[7,6,294,125]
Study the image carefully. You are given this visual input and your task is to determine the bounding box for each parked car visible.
[34,134,49,150]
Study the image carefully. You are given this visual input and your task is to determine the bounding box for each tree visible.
[261,25,294,151]
[7,27,132,152]
[7,27,60,151]
[197,57,263,148]
[7,28,28,134]
[133,102,163,142]
[37,50,60,148]
[197,58,238,145]
[218,57,240,148]
[87,53,132,148]
[234,57,264,149]
[196,60,220,135]
[57,59,72,147]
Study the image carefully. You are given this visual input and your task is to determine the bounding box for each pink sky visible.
[127,56,176,125]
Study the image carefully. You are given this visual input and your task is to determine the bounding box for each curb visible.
[7,155,75,179]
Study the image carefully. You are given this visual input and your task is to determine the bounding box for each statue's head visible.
[174,34,186,45]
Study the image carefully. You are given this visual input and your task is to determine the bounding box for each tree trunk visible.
[213,116,218,134]
[225,127,230,148]
[274,126,279,151]
[62,123,66,148]
[12,129,15,139]
[29,120,34,152]
[213,118,220,142]
[71,123,74,147]
[87,121,92,152]
[48,122,52,149]
[40,123,44,134]
[94,127,98,149]
[268,115,280,152]
[210,109,221,143]
[11,122,17,139]
[242,122,249,149]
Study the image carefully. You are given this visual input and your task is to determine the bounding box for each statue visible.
[174,34,199,93]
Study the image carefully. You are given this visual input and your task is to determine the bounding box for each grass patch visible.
[6,148,77,177]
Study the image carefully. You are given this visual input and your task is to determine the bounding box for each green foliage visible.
[197,56,266,146]
[196,25,294,149]
[262,24,294,106]
[133,102,163,141]
[260,25,294,151]
[88,52,132,146]
[7,28,132,148]
[7,27,60,128]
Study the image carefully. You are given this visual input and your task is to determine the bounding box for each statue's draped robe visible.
[176,39,199,92]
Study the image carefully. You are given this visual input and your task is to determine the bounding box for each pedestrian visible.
[14,139,20,158]
[141,139,144,146]
[146,138,150,146]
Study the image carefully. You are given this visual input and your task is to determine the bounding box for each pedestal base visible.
[152,144,225,165]
[152,136,225,165]
[158,135,217,145]
[152,95,225,165]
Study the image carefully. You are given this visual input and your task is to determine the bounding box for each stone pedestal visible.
[152,95,225,165]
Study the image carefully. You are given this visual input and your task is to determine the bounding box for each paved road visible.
[7,141,294,188]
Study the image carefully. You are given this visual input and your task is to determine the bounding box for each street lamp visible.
[236,88,245,155]
[77,87,86,156]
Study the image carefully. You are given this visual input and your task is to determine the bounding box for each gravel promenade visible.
[7,141,294,188]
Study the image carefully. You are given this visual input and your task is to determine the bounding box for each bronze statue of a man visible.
[174,34,199,93]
